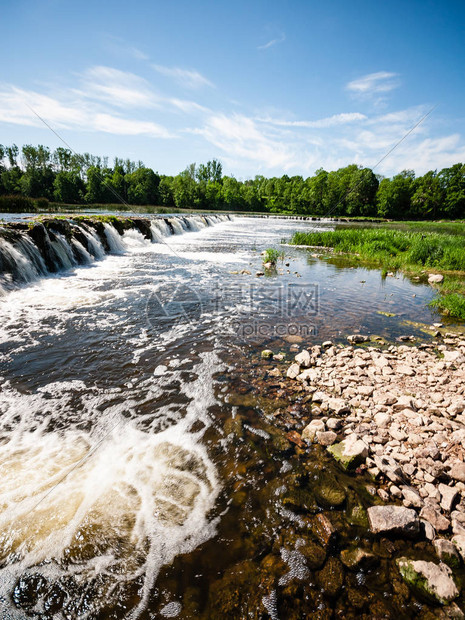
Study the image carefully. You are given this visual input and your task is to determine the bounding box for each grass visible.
[262,248,285,266]
[290,227,465,320]
[429,294,465,319]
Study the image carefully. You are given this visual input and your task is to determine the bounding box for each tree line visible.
[1,143,464,219]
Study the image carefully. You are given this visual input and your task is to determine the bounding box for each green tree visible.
[410,171,443,218]
[439,164,465,218]
[377,171,415,218]
[53,171,85,203]
[126,168,160,205]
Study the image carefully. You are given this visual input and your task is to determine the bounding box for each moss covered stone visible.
[396,558,458,605]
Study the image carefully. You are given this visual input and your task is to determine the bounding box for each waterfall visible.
[80,225,106,259]
[104,223,127,254]
[0,214,232,294]
[168,218,184,235]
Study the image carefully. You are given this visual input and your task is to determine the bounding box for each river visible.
[0,215,448,618]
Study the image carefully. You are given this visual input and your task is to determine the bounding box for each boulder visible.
[420,505,451,532]
[439,483,459,512]
[297,368,319,382]
[340,547,378,570]
[428,274,444,284]
[301,419,325,443]
[452,535,465,562]
[312,513,337,548]
[286,363,300,379]
[367,505,420,537]
[434,539,461,568]
[396,558,458,604]
[449,462,465,483]
[316,430,337,446]
[314,475,346,509]
[295,349,311,367]
[327,435,368,470]
[327,398,350,415]
[348,334,369,344]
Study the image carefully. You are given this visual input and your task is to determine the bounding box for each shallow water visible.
[0,216,455,618]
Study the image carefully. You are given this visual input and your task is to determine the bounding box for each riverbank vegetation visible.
[1,143,464,218]
[290,227,465,319]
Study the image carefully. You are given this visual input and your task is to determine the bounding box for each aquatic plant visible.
[429,293,465,320]
[262,248,285,266]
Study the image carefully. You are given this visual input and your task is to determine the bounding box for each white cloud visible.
[102,35,149,61]
[346,72,400,97]
[257,112,367,128]
[258,34,286,50]
[77,66,158,108]
[94,113,172,138]
[0,84,173,138]
[152,65,214,89]
[196,113,297,170]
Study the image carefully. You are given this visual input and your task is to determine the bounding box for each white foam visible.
[0,352,223,618]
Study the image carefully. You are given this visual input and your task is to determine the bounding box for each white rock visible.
[439,483,459,512]
[452,535,465,561]
[286,363,300,379]
[297,368,319,382]
[428,274,444,284]
[368,505,419,536]
[397,559,458,603]
[374,412,391,428]
[295,349,311,367]
[434,539,461,565]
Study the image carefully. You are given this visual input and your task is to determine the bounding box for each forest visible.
[1,143,464,219]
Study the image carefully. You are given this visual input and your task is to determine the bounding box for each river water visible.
[0,216,447,618]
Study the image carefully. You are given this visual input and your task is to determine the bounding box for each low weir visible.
[0,214,231,293]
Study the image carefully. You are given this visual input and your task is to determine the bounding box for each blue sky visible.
[1,0,464,178]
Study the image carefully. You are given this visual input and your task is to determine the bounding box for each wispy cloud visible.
[257,112,367,128]
[152,64,214,89]
[258,33,286,50]
[0,84,173,138]
[102,35,149,61]
[76,66,159,108]
[346,71,400,96]
[0,62,461,177]
[192,113,297,169]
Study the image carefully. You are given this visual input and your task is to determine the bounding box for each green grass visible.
[429,294,465,320]
[290,227,465,320]
[262,248,285,266]
[291,228,465,272]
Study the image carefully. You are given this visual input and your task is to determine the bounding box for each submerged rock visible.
[317,557,344,598]
[312,514,337,548]
[340,547,378,571]
[314,474,346,509]
[286,363,300,379]
[396,558,458,605]
[367,505,420,537]
[347,334,369,344]
[261,349,274,359]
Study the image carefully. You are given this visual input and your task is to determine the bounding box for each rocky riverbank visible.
[252,329,465,610]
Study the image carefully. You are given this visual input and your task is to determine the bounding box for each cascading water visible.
[0,214,231,294]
